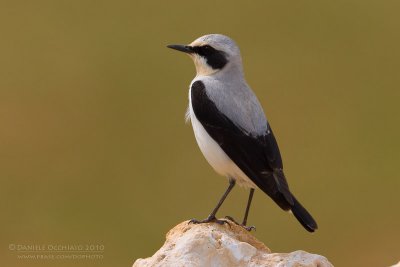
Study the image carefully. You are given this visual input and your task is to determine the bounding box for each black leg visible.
[225,188,256,231]
[189,179,235,226]
[242,188,255,226]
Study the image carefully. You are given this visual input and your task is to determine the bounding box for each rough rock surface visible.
[133,219,333,267]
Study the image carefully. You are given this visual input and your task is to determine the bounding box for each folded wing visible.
[191,80,294,210]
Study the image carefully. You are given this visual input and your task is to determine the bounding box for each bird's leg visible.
[189,179,235,226]
[226,188,256,231]
[241,188,256,231]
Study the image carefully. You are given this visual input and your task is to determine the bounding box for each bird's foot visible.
[189,215,230,227]
[242,225,256,232]
[225,216,256,232]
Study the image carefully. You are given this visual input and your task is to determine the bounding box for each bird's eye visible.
[194,45,216,56]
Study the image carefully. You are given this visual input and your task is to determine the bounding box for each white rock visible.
[133,220,333,267]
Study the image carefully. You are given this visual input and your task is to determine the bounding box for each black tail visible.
[291,196,318,232]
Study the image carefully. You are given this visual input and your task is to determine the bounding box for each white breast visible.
[189,91,256,188]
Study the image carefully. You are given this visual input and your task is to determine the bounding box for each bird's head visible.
[167,34,242,76]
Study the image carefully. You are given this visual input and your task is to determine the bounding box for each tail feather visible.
[291,196,318,232]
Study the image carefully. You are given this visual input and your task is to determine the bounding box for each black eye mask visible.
[192,45,228,70]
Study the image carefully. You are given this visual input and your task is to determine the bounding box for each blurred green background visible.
[1,1,399,266]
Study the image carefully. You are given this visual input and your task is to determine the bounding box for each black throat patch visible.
[192,45,228,70]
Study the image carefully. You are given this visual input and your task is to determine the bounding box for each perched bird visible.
[167,34,318,232]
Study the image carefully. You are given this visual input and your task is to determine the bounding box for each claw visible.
[225,216,240,225]
[243,225,256,232]
[189,216,231,227]
[224,215,256,232]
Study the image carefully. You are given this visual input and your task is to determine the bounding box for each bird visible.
[167,34,318,232]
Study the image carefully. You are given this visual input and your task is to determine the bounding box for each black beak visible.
[167,44,193,54]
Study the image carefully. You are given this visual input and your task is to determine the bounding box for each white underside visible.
[189,103,257,188]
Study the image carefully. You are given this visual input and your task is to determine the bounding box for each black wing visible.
[191,81,294,210]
